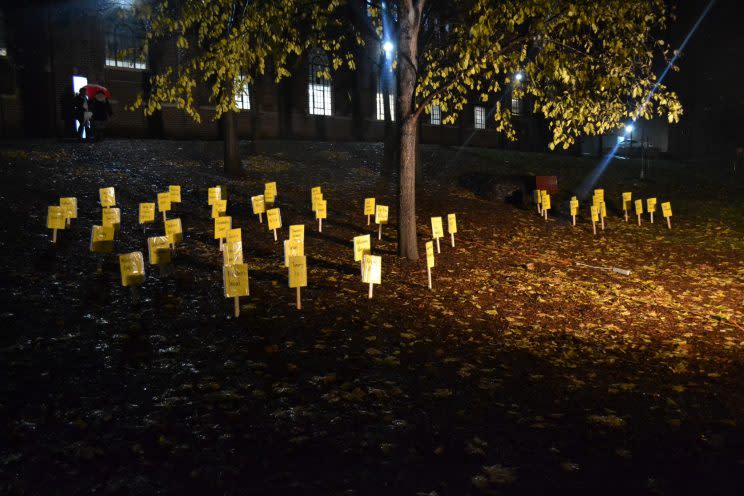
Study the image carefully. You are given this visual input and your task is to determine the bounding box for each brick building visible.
[0,2,550,151]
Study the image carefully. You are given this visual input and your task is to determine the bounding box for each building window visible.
[430,104,441,125]
[376,74,394,121]
[474,106,485,129]
[308,50,331,116]
[235,81,250,110]
[105,24,146,70]
[511,96,521,116]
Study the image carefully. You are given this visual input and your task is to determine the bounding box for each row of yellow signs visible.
[534,188,673,222]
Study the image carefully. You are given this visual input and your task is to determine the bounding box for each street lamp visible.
[383,41,394,55]
[515,72,524,82]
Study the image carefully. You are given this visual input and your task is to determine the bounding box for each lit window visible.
[474,106,485,129]
[376,75,395,121]
[308,50,332,116]
[105,24,146,69]
[235,81,250,110]
[511,96,521,116]
[430,104,441,125]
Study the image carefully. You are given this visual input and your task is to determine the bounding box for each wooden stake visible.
[436,238,440,253]
[296,287,301,310]
[624,210,629,222]
[258,212,263,223]
[162,211,167,223]
[273,229,278,241]
[572,215,576,226]
[637,214,641,226]
[666,217,672,230]
[378,224,382,240]
[234,296,240,317]
[219,238,224,251]
[367,214,371,226]
[601,217,605,230]
[368,282,373,299]
[318,218,323,232]
[592,221,597,235]
[52,229,57,243]
[451,232,455,247]
[544,210,548,221]
[650,212,654,224]
[427,267,432,290]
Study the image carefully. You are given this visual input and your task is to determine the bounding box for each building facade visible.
[0,2,552,151]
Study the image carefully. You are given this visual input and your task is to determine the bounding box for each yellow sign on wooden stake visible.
[214,216,232,240]
[208,186,222,205]
[60,197,78,225]
[289,224,304,242]
[316,199,327,232]
[661,202,672,229]
[169,185,181,203]
[264,182,277,205]
[375,205,388,240]
[634,199,643,226]
[353,233,371,262]
[165,218,183,247]
[226,228,242,244]
[267,208,281,240]
[447,213,457,246]
[139,203,155,225]
[311,188,323,212]
[147,236,172,266]
[251,195,265,222]
[431,216,443,253]
[47,206,65,242]
[99,187,115,207]
[223,240,244,266]
[364,197,376,225]
[362,254,382,298]
[288,255,307,310]
[622,192,632,221]
[647,198,657,223]
[90,225,114,253]
[223,263,249,317]
[542,194,551,220]
[590,205,599,235]
[570,198,579,226]
[158,192,171,221]
[425,240,435,290]
[102,207,121,232]
[119,252,145,287]
[283,238,304,267]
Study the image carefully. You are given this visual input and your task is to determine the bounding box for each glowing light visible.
[515,72,524,82]
[625,125,634,134]
[383,41,394,54]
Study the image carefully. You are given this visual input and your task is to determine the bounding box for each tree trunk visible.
[222,110,241,175]
[395,1,421,260]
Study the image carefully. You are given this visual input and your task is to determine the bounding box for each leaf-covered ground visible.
[1,139,743,495]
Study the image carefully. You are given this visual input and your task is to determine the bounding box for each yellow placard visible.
[661,202,672,217]
[223,240,244,265]
[251,195,265,215]
[311,188,323,211]
[102,207,121,229]
[59,197,77,220]
[600,201,607,218]
[364,198,376,216]
[542,195,551,210]
[147,236,172,265]
[208,186,222,205]
[590,205,599,222]
[311,186,322,197]
[223,263,249,298]
[283,238,304,267]
[226,228,242,244]
[47,206,66,230]
[158,192,171,213]
[169,185,181,203]
[447,213,457,234]
[534,190,541,205]
[315,199,327,219]
[99,187,115,207]
[288,255,307,288]
[90,225,114,253]
[211,199,227,219]
[139,203,155,224]
[353,234,371,262]
[214,216,232,239]
[165,218,183,245]
[622,192,632,207]
[569,199,579,216]
[634,199,643,215]
[646,198,657,213]
[264,182,277,204]
[375,205,389,224]
[362,254,382,285]
[425,241,435,269]
[594,189,604,202]
[431,216,444,239]
[289,224,304,242]
[119,251,145,287]
[267,208,282,231]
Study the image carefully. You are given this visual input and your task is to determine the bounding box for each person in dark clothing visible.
[72,88,89,141]
[90,91,113,141]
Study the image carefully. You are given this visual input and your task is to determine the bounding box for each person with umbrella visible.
[87,85,113,142]
[72,87,90,141]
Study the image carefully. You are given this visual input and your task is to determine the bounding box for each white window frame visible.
[511,96,521,116]
[474,106,485,129]
[308,50,332,116]
[235,81,250,110]
[430,104,441,125]
[105,23,146,70]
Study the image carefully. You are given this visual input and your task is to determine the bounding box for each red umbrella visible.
[82,84,111,99]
